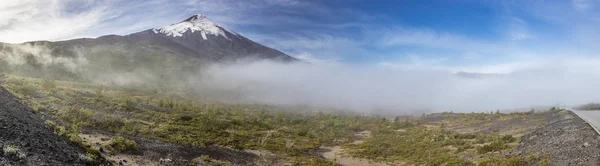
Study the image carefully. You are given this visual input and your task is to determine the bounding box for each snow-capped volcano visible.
[0,14,297,67]
[153,14,237,40]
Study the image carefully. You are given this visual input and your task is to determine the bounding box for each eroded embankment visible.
[0,86,104,165]
[513,111,600,165]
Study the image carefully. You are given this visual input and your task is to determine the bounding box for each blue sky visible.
[1,0,599,73]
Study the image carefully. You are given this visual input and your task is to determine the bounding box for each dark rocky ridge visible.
[514,111,600,165]
[0,86,104,165]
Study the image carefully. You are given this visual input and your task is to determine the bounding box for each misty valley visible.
[0,74,580,165]
[2,1,600,166]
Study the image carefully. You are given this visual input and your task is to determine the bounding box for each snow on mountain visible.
[152,14,237,40]
[1,14,297,67]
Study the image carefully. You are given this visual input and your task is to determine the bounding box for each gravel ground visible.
[514,111,600,166]
[0,86,106,165]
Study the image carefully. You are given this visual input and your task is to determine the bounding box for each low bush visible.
[41,78,57,94]
[454,133,477,139]
[478,154,548,166]
[3,145,26,160]
[104,136,138,153]
[478,141,507,154]
[58,106,94,127]
[501,135,516,143]
[15,84,38,97]
[577,103,600,110]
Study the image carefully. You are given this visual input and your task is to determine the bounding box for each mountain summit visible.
[153,14,238,40]
[133,14,297,62]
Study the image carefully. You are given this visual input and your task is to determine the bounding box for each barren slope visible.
[0,86,105,165]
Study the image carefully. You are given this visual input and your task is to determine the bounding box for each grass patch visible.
[2,74,555,164]
[104,136,138,154]
[2,145,26,160]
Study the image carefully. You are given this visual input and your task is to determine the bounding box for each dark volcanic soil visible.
[82,131,261,166]
[514,111,600,166]
[0,86,104,165]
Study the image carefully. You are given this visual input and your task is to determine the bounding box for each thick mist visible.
[2,44,600,113]
[192,59,600,113]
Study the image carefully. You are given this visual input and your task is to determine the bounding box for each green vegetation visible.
[2,75,377,163]
[477,141,508,154]
[192,155,232,166]
[58,106,94,127]
[41,78,57,94]
[104,136,138,154]
[345,125,475,165]
[0,75,558,164]
[478,154,549,166]
[577,103,600,110]
[344,111,549,165]
[44,120,101,163]
[2,145,26,160]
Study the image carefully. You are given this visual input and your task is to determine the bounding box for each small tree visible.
[394,116,401,123]
[95,88,105,100]
[41,78,57,94]
[0,73,5,84]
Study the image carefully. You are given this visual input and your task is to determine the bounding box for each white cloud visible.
[507,18,532,40]
[294,53,339,65]
[379,28,501,53]
[0,0,112,43]
[194,58,600,113]
[573,0,593,11]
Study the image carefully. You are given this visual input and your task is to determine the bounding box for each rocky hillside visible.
[0,85,106,165]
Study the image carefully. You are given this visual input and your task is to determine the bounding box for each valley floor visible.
[1,75,599,166]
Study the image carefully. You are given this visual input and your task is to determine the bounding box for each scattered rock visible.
[0,87,108,165]
[514,111,600,165]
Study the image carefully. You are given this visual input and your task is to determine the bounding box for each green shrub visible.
[92,114,125,131]
[95,88,105,100]
[442,139,467,146]
[6,77,26,86]
[58,106,94,126]
[104,136,138,153]
[3,145,26,160]
[456,143,473,152]
[118,98,136,111]
[478,154,547,166]
[84,148,101,162]
[41,78,56,93]
[45,120,67,136]
[501,135,516,143]
[454,133,477,139]
[577,103,600,110]
[478,141,507,154]
[177,114,194,121]
[15,84,38,96]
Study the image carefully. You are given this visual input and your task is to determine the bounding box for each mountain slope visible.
[0,14,297,81]
[0,86,106,165]
[151,15,295,62]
